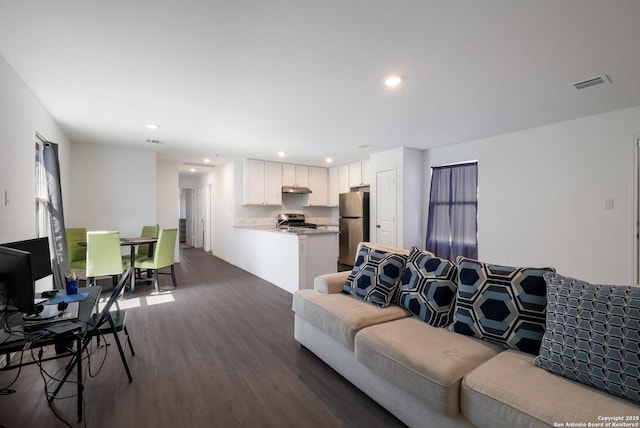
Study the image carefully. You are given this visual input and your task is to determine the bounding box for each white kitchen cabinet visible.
[306,166,328,206]
[328,166,339,206]
[362,159,370,185]
[349,160,370,188]
[242,159,282,205]
[283,163,309,187]
[264,161,283,205]
[338,164,350,194]
[349,161,362,187]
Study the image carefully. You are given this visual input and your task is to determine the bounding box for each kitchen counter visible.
[233,226,338,294]
[234,225,339,235]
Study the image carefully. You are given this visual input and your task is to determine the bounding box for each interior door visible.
[376,169,397,246]
[203,185,212,252]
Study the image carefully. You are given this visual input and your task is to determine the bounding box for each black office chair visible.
[50,268,135,400]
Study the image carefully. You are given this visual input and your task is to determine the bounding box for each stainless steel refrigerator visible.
[339,191,370,266]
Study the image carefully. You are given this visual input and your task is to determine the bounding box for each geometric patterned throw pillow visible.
[534,273,640,404]
[342,244,407,308]
[398,246,457,327]
[449,257,555,355]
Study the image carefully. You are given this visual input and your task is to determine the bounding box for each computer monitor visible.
[0,246,36,314]
[1,237,52,282]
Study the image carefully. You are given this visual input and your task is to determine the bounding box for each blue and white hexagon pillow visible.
[342,244,407,308]
[398,247,457,327]
[449,257,555,355]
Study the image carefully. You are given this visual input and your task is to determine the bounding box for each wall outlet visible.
[604,199,614,210]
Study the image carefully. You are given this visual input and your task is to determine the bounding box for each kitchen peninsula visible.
[233,225,338,294]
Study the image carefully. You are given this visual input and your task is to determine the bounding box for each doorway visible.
[180,188,196,247]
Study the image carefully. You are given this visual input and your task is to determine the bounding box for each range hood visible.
[282,185,312,194]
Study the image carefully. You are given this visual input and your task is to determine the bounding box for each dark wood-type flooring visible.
[0,246,406,427]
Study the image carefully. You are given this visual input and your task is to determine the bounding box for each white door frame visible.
[634,135,640,284]
[203,185,212,252]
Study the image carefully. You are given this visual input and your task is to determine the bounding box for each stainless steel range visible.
[276,213,317,229]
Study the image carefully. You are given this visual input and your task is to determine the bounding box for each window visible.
[425,162,478,261]
[35,139,50,238]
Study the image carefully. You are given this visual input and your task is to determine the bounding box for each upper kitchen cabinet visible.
[338,164,350,194]
[305,166,328,206]
[349,160,370,189]
[243,159,282,205]
[283,164,309,188]
[328,166,339,206]
[362,160,370,184]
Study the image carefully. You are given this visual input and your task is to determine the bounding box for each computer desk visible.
[0,286,101,423]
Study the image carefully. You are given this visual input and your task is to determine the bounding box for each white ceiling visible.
[2,1,640,174]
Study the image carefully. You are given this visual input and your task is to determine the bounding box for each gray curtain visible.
[43,142,69,288]
[425,162,478,261]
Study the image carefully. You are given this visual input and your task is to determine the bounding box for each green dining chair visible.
[137,225,159,259]
[65,227,87,270]
[135,225,159,280]
[136,228,177,293]
[86,231,130,287]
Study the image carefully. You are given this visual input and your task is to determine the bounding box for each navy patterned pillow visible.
[342,244,407,308]
[450,257,554,354]
[398,247,457,327]
[534,273,640,404]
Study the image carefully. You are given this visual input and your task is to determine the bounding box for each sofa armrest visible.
[314,271,350,294]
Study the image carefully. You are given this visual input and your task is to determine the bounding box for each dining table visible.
[78,236,157,291]
[120,237,157,291]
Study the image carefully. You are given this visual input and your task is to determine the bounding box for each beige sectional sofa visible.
[292,243,640,428]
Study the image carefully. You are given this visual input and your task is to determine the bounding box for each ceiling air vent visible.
[184,162,216,168]
[572,74,610,90]
[146,139,163,144]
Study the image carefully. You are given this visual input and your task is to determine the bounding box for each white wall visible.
[156,159,179,229]
[0,54,71,243]
[199,161,236,263]
[424,106,640,285]
[402,148,424,249]
[68,142,156,238]
[157,159,180,261]
[369,147,423,249]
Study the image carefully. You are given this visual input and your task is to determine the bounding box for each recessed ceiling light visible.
[384,74,405,88]
[146,124,159,130]
[278,151,286,157]
[325,157,334,164]
[203,158,211,163]
[189,168,196,173]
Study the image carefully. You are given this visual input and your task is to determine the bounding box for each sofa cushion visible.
[461,350,640,428]
[534,273,640,404]
[354,317,502,417]
[342,243,407,308]
[292,289,410,350]
[450,257,554,354]
[398,246,457,327]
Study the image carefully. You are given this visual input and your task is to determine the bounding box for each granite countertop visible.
[234,225,339,235]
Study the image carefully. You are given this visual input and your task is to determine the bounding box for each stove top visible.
[276,213,317,229]
[287,222,318,229]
